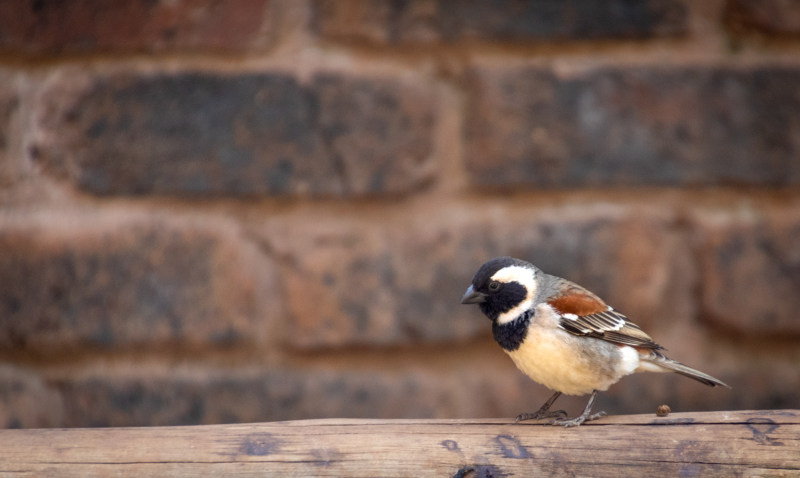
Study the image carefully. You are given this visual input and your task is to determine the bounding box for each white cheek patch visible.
[496,301,533,325]
[491,266,537,325]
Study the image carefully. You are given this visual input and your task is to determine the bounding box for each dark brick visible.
[270,204,690,348]
[50,353,750,428]
[56,361,662,427]
[725,0,800,37]
[0,214,276,352]
[0,366,63,428]
[464,66,800,189]
[724,358,800,410]
[0,0,275,56]
[312,0,687,45]
[693,206,800,336]
[0,71,20,187]
[33,71,435,198]
[54,368,457,427]
[314,74,436,195]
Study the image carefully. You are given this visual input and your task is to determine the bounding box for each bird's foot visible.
[551,410,607,428]
[514,409,567,423]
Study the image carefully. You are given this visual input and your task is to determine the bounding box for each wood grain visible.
[0,410,797,477]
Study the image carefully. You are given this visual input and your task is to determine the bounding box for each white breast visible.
[505,304,641,396]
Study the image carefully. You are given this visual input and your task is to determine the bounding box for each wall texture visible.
[0,0,799,428]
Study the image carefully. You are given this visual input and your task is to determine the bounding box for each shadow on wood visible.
[0,410,797,477]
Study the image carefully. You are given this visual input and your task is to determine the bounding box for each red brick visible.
[270,213,487,348]
[0,0,275,56]
[0,213,278,352]
[0,366,63,428]
[725,0,800,36]
[464,66,800,189]
[692,204,800,336]
[267,203,691,348]
[312,0,687,45]
[33,70,436,198]
[499,205,694,332]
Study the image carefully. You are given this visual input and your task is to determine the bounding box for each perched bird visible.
[461,256,729,427]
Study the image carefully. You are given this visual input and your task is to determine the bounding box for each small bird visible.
[461,256,729,427]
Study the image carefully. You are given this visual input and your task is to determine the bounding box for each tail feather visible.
[642,351,730,388]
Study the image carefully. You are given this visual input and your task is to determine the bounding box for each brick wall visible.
[1,0,799,428]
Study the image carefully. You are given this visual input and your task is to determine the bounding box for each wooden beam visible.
[0,410,797,477]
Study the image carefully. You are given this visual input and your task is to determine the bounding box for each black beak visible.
[461,285,487,304]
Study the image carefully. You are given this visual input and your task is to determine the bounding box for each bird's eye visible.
[488,281,501,292]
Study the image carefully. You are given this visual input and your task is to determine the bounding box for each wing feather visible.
[547,282,662,350]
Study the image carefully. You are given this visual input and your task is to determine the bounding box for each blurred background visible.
[0,0,799,428]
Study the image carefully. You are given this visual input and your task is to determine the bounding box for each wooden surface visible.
[0,410,797,477]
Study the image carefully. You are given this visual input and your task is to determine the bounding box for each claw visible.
[549,391,607,427]
[552,411,606,427]
[552,416,584,427]
[513,391,564,424]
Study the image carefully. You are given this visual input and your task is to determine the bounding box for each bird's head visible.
[461,257,540,324]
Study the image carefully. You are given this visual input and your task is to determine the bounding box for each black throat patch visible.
[492,309,532,351]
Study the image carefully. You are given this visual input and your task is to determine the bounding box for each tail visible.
[641,351,730,388]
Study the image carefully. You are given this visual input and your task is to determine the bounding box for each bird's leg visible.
[551,390,607,427]
[514,391,567,423]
